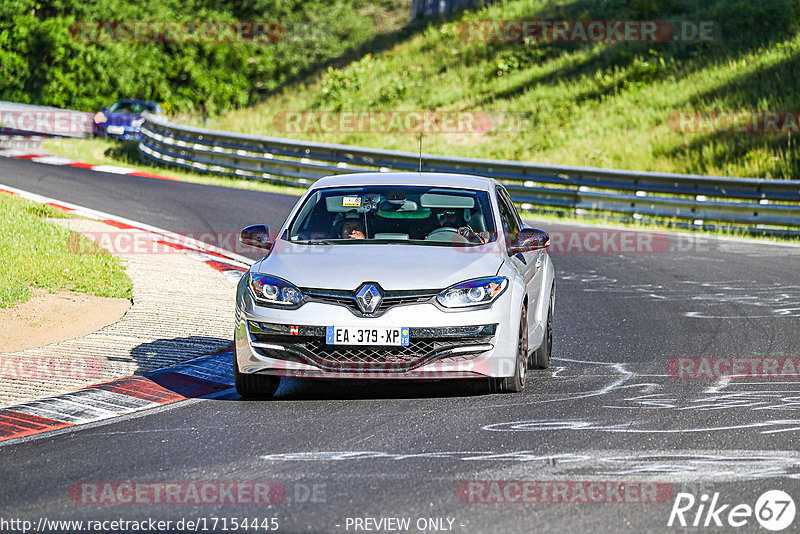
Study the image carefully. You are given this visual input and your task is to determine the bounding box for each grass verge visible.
[0,193,133,308]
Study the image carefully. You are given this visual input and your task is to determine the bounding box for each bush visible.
[0,0,406,115]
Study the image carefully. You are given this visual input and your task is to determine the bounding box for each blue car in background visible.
[93,99,162,140]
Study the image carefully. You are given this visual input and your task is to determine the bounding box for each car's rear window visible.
[109,102,155,114]
[287,185,496,246]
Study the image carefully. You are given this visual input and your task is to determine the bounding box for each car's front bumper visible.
[94,124,142,140]
[234,288,520,380]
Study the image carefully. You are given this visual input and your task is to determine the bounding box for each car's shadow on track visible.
[131,340,511,401]
[282,377,493,400]
[129,336,233,375]
[220,376,496,401]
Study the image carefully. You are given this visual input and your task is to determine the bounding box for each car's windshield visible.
[109,101,153,114]
[287,185,496,246]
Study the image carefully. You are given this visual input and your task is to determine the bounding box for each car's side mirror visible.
[509,228,549,254]
[240,224,272,250]
[102,106,110,113]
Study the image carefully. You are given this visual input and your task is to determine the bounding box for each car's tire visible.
[233,343,281,398]
[489,305,528,393]
[531,286,554,369]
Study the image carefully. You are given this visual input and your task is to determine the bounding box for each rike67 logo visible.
[668,490,795,531]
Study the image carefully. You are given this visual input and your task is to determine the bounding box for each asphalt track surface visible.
[2,156,800,533]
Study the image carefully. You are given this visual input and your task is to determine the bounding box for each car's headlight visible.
[94,112,107,124]
[248,273,303,306]
[131,117,145,128]
[437,277,508,308]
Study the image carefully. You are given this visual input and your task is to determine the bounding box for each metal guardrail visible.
[139,114,800,232]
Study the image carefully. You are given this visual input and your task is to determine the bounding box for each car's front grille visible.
[249,324,495,372]
[376,290,439,312]
[301,288,439,317]
[302,339,443,370]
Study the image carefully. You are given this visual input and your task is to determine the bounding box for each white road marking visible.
[29,155,76,165]
[260,449,800,481]
[87,164,136,174]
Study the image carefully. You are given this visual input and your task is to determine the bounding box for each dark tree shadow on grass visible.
[658,50,800,178]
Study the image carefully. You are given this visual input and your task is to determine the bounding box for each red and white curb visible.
[0,185,256,443]
[0,183,252,283]
[0,349,234,443]
[0,147,179,181]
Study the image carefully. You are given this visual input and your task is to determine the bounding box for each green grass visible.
[0,193,133,308]
[180,0,800,180]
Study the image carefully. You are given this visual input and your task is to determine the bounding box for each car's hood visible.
[255,241,505,290]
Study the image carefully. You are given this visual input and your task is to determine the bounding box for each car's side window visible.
[505,189,525,229]
[496,188,521,247]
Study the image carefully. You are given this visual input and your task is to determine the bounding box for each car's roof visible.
[311,172,500,191]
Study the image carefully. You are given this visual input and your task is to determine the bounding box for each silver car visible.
[234,172,555,396]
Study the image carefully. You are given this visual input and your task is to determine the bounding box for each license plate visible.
[325,326,409,346]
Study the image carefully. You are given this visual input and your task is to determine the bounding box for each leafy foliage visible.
[0,0,406,115]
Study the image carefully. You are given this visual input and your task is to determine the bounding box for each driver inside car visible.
[433,209,488,244]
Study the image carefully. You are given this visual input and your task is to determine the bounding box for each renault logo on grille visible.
[355,283,383,314]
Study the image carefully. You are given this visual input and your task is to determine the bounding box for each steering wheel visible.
[425,227,460,238]
[425,227,471,244]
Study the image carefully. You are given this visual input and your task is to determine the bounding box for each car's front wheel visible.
[489,305,528,393]
[233,343,281,398]
[531,285,554,369]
